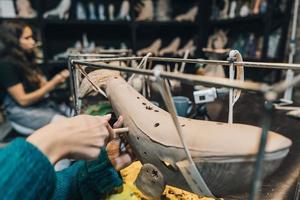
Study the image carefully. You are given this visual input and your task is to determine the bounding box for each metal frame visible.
[69,53,300,200]
[67,50,133,114]
[70,56,300,70]
[282,0,300,103]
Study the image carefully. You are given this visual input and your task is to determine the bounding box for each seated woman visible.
[0,21,70,131]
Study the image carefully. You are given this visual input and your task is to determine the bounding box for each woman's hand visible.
[27,114,112,164]
[106,116,134,171]
[50,69,70,87]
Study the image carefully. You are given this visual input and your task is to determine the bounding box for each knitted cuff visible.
[77,148,123,200]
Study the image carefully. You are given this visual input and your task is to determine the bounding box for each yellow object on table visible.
[107,161,215,200]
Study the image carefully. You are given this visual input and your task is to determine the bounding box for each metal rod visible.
[283,0,300,102]
[249,101,273,200]
[154,70,213,197]
[271,74,300,94]
[237,61,300,70]
[294,170,300,200]
[72,56,300,70]
[68,53,127,58]
[68,58,81,115]
[228,62,234,124]
[72,56,230,65]
[76,65,107,98]
[69,49,131,56]
[94,49,132,53]
[71,60,269,93]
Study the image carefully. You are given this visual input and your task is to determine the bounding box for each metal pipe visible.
[72,60,269,92]
[154,71,213,197]
[94,49,132,53]
[249,101,273,200]
[72,56,300,70]
[68,58,80,115]
[68,53,127,58]
[294,170,300,200]
[228,62,234,124]
[271,74,300,94]
[282,0,300,102]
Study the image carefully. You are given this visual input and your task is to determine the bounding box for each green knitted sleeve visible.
[0,138,56,200]
[53,148,123,200]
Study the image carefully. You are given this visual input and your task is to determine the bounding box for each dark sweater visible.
[0,138,123,200]
[0,61,40,104]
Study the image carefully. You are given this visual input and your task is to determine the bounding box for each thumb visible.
[106,123,117,141]
[102,113,112,122]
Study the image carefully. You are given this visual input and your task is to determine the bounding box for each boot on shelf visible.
[43,0,71,19]
[98,4,106,20]
[156,0,171,21]
[135,0,154,21]
[175,6,198,22]
[159,37,181,56]
[76,1,87,20]
[88,2,97,20]
[137,39,162,56]
[253,0,261,14]
[108,4,115,21]
[229,0,237,18]
[16,0,37,18]
[219,0,229,19]
[117,0,130,20]
[177,40,196,56]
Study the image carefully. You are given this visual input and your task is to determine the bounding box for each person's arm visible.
[37,74,48,87]
[7,70,69,106]
[46,116,132,200]
[0,114,132,199]
[53,149,123,200]
[27,114,112,164]
[0,138,56,199]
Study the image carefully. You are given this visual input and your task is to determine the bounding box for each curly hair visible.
[0,21,41,85]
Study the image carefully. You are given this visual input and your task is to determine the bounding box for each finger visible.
[112,154,133,171]
[106,123,117,141]
[93,114,111,124]
[113,116,124,128]
[101,113,112,122]
[106,139,121,158]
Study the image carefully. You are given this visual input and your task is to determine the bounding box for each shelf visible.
[43,19,131,26]
[134,21,197,27]
[0,17,38,23]
[211,14,265,26]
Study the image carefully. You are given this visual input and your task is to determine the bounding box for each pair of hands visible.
[50,69,70,87]
[27,114,133,171]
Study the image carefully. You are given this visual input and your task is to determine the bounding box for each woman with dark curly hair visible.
[0,21,71,131]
